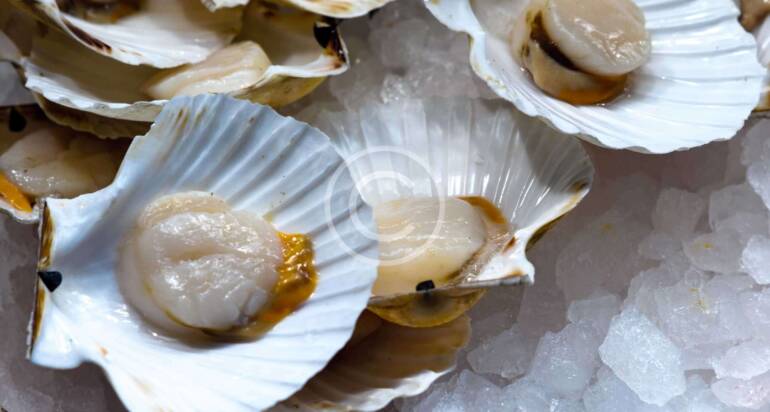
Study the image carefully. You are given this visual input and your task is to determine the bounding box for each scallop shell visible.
[8,0,242,68]
[277,0,396,18]
[425,0,765,153]
[201,0,250,11]
[273,311,471,412]
[32,93,150,139]
[20,2,348,127]
[30,94,378,411]
[0,105,56,224]
[310,97,593,326]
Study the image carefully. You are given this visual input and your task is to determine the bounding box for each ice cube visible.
[467,324,532,380]
[742,236,770,284]
[450,371,508,412]
[639,232,682,261]
[501,378,550,412]
[708,183,766,230]
[653,271,728,349]
[528,322,601,396]
[556,210,653,301]
[599,308,686,405]
[624,255,690,322]
[667,375,723,412]
[740,289,770,340]
[684,228,743,273]
[583,367,658,412]
[711,370,770,410]
[747,162,770,211]
[712,339,770,380]
[567,292,621,336]
[652,188,705,240]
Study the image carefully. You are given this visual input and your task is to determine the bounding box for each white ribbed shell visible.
[20,4,348,128]
[312,97,593,296]
[426,0,764,153]
[9,0,242,68]
[30,95,378,411]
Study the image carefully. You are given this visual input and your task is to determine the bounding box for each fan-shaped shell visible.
[425,0,764,153]
[8,0,242,68]
[20,2,348,132]
[280,0,396,18]
[310,97,593,326]
[272,311,471,412]
[30,94,378,411]
[202,0,250,11]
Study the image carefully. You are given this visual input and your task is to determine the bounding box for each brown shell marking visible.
[63,21,111,52]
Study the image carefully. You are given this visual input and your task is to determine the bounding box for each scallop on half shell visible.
[282,97,587,408]
[8,0,242,68]
[18,0,348,136]
[309,97,593,328]
[425,0,765,153]
[30,94,378,411]
[0,105,125,224]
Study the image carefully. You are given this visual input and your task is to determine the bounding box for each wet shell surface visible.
[0,106,49,223]
[311,98,593,327]
[30,94,378,411]
[272,311,472,412]
[425,0,765,153]
[201,0,250,11]
[279,0,396,18]
[8,0,242,68]
[744,5,770,112]
[20,1,349,127]
[0,105,123,224]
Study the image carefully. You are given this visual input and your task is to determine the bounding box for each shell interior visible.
[273,311,472,412]
[425,0,765,153]
[281,0,397,18]
[21,1,349,123]
[29,94,378,411]
[312,98,593,324]
[9,0,242,68]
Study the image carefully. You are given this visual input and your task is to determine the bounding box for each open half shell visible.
[8,0,242,68]
[425,0,764,153]
[20,1,348,131]
[202,0,249,11]
[310,97,593,327]
[0,105,124,224]
[30,94,378,411]
[277,0,396,18]
[272,311,471,412]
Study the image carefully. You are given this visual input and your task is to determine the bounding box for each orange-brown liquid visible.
[459,196,508,225]
[0,172,33,213]
[258,232,318,324]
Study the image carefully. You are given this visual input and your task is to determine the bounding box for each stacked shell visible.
[0,0,598,408]
[6,0,350,138]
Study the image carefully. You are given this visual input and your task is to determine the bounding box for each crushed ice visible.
[3,1,770,410]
